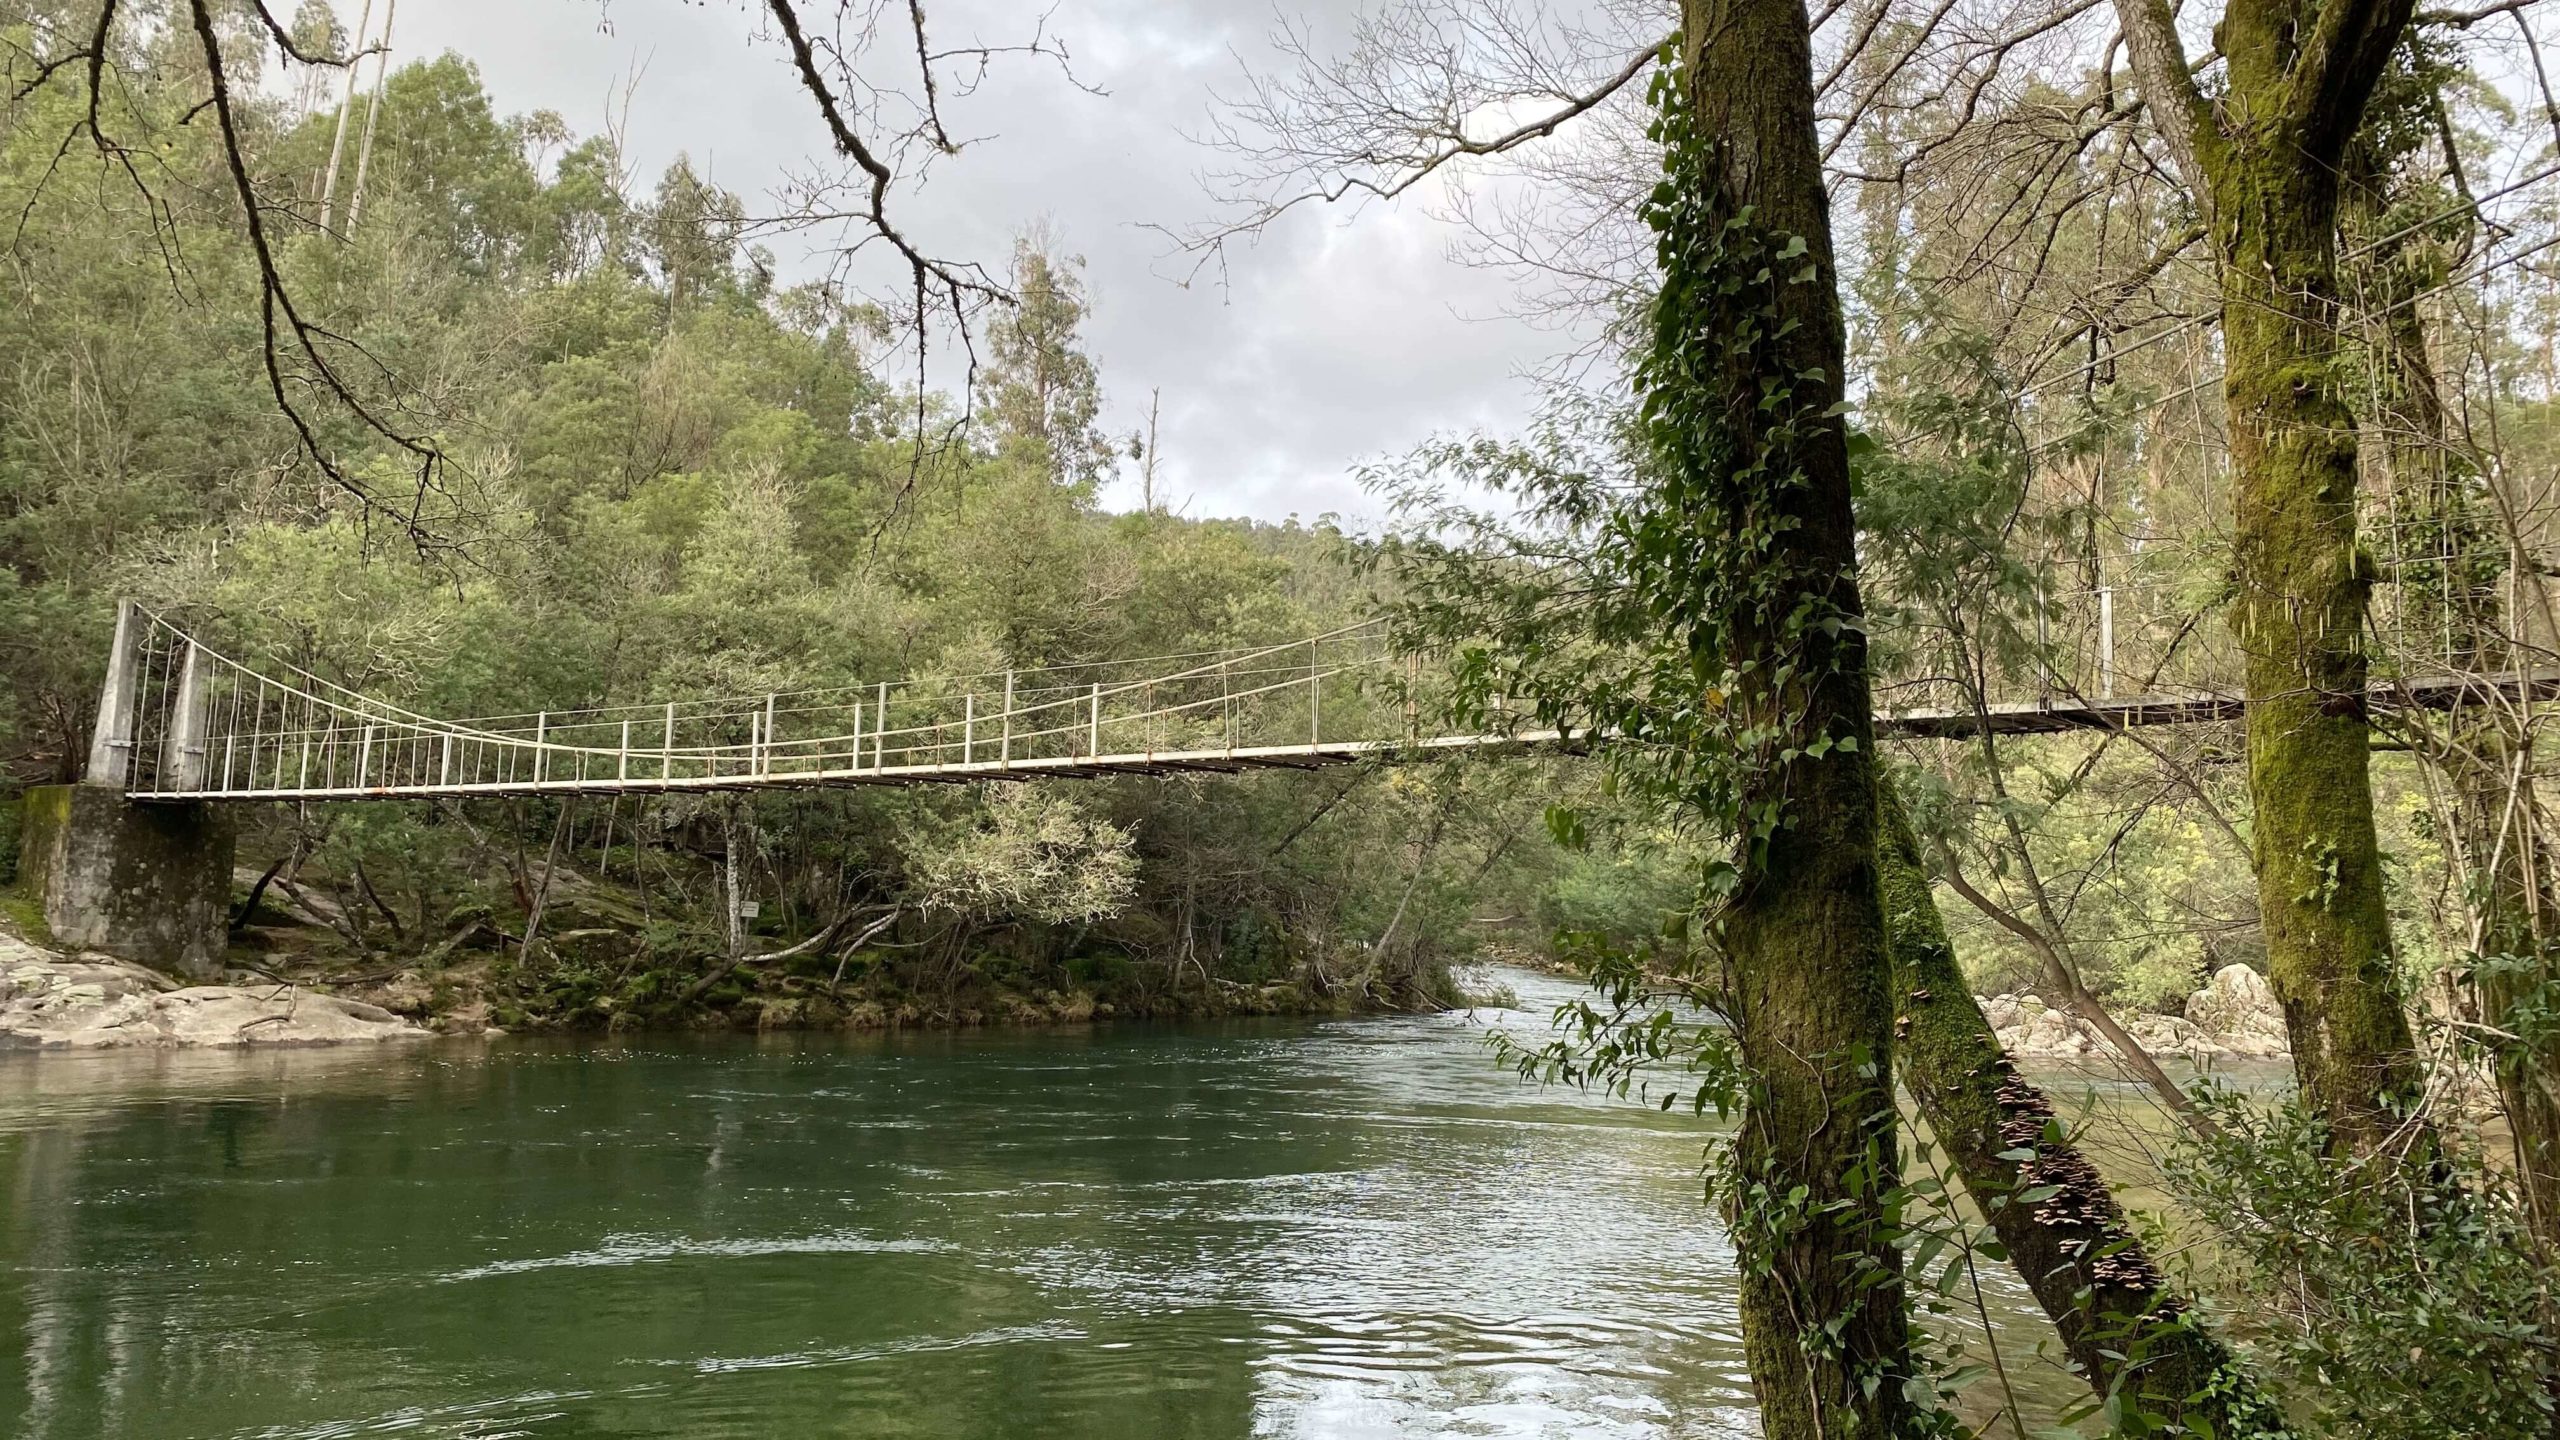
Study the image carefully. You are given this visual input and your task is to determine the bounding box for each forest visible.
[8,0,2560,1435]
[0,8,1656,1033]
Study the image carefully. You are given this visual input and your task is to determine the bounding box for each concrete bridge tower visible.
[14,601,234,977]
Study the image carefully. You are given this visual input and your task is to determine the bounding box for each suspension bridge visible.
[85,606,1498,802]
[28,592,2558,976]
[75,598,2560,806]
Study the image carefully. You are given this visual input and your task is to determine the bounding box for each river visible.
[1,966,2101,1439]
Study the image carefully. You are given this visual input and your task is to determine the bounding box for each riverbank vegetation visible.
[1208,0,2560,1434]
[0,12,1694,1033]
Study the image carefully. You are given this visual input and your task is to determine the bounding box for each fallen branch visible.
[680,906,900,1009]
[231,853,292,934]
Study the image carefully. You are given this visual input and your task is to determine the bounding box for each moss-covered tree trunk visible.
[1877,785,2283,1431]
[2219,156,2428,1150]
[1673,2,1915,1432]
[2117,0,2426,1151]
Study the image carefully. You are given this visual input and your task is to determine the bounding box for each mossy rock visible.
[0,891,54,946]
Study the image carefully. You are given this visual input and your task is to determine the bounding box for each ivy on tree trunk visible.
[1652,4,1918,1430]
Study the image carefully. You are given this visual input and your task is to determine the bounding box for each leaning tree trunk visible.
[1667,3,1916,1432]
[1878,785,2285,1433]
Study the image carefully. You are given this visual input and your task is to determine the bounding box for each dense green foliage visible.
[0,19,1662,1027]
[2165,1092,2558,1438]
[12,5,2560,1436]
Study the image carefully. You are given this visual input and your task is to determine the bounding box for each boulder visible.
[1964,968,2292,1062]
[2018,1007,2098,1057]
[2124,1011,2231,1062]
[1973,992,2094,1058]
[368,970,436,1017]
[0,931,429,1049]
[2185,964,2290,1057]
[1971,991,2252,1062]
[1977,993,2022,1032]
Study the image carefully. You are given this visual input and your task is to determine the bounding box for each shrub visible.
[2160,1089,2559,1439]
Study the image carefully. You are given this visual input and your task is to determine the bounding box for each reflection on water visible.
[0,967,2084,1439]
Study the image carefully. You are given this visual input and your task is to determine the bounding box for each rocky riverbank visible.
[1979,963,2291,1062]
[0,930,430,1049]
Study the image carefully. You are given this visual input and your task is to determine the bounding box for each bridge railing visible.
[93,606,1415,799]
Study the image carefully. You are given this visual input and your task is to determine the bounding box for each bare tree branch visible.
[2421,0,2544,24]
[1162,3,1665,281]
[186,0,453,551]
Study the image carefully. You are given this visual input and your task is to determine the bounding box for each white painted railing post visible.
[271,695,292,791]
[876,682,889,769]
[1001,670,1014,768]
[1089,682,1101,757]
[1308,642,1321,753]
[2097,585,2116,699]
[356,723,375,790]
[962,693,974,767]
[761,693,776,776]
[662,701,676,781]
[851,701,863,775]
[440,733,453,787]
[619,719,630,781]
[533,711,547,784]
[2035,572,2051,704]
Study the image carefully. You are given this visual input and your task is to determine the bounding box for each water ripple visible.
[434,1229,946,1282]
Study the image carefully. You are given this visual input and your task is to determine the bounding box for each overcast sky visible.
[381,0,1598,527]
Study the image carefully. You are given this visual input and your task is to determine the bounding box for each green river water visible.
[0,967,2094,1439]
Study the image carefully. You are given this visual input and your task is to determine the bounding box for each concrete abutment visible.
[15,784,234,979]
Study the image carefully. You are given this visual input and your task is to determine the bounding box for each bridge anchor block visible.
[14,785,234,978]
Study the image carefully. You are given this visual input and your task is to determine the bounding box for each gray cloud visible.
[392,0,1591,525]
